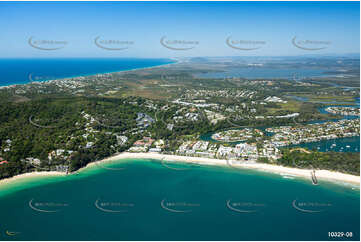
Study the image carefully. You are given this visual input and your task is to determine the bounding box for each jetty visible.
[311,169,318,185]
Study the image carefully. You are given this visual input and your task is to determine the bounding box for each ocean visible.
[0,159,359,241]
[0,58,174,86]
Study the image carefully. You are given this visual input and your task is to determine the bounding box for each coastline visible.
[0,58,178,88]
[2,152,358,190]
[0,171,66,187]
[95,152,360,185]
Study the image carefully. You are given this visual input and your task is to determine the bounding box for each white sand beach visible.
[0,171,66,187]
[91,152,360,185]
[0,152,359,187]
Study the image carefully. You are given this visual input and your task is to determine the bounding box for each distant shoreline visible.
[0,152,359,192]
[0,58,178,88]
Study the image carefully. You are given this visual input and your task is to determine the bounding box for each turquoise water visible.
[0,58,174,86]
[0,159,359,241]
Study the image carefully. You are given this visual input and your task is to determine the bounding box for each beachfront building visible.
[234,143,259,160]
[217,145,234,158]
[129,137,155,152]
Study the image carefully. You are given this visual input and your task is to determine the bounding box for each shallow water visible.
[0,159,359,241]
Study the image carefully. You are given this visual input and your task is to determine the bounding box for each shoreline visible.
[96,152,360,185]
[1,152,358,190]
[0,58,179,88]
[0,171,66,187]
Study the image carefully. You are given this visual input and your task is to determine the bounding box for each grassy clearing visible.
[290,93,356,103]
[265,100,302,115]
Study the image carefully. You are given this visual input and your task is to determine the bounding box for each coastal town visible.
[266,119,360,147]
[1,101,359,174]
[211,128,264,142]
[0,2,360,241]
[325,106,360,116]
[0,56,359,180]
[0,80,359,175]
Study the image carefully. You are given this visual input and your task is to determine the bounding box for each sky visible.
[0,1,359,58]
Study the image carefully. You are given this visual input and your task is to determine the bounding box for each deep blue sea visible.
[0,58,174,86]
